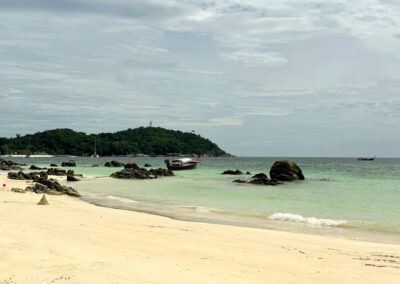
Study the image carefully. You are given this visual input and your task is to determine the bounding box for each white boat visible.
[91,137,100,158]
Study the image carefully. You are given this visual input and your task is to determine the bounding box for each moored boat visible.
[357,156,376,161]
[165,154,201,170]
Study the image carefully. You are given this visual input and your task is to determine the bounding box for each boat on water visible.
[357,156,376,161]
[91,136,100,158]
[165,154,201,170]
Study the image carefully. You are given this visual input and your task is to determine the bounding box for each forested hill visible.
[0,127,231,156]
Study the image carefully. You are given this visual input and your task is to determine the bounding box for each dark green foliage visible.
[0,127,229,156]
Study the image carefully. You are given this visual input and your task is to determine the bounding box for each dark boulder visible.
[245,171,251,175]
[144,163,152,167]
[221,170,243,175]
[124,162,140,170]
[91,164,99,167]
[269,161,304,181]
[50,163,58,167]
[61,160,76,167]
[47,168,67,176]
[249,178,279,186]
[252,173,268,179]
[67,175,80,182]
[30,165,46,170]
[104,161,125,167]
[111,168,174,179]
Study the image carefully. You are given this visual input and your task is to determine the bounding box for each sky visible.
[1,0,400,157]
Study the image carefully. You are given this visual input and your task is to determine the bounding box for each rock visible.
[11,188,25,193]
[269,160,305,181]
[252,173,268,179]
[67,175,80,182]
[47,168,67,176]
[233,179,247,183]
[30,165,46,170]
[37,194,49,205]
[144,163,152,167]
[61,160,76,167]
[124,162,140,170]
[91,164,99,167]
[111,168,174,179]
[221,170,243,175]
[34,183,48,193]
[7,172,18,179]
[249,178,279,186]
[67,170,74,176]
[245,171,251,175]
[0,158,23,171]
[104,161,125,167]
[50,163,58,167]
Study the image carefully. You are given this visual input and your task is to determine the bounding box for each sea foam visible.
[106,195,138,204]
[269,212,346,226]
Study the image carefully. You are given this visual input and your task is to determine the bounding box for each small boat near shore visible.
[165,154,201,170]
[357,156,376,161]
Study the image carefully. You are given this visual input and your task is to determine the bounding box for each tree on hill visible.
[0,127,230,156]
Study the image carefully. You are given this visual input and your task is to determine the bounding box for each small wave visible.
[106,195,138,204]
[180,205,210,213]
[269,212,346,226]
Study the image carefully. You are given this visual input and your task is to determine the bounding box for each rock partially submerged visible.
[0,158,23,171]
[144,163,152,167]
[221,170,243,175]
[30,165,46,170]
[269,160,304,181]
[124,162,139,170]
[61,160,76,167]
[111,168,174,179]
[104,161,125,167]
[50,163,58,167]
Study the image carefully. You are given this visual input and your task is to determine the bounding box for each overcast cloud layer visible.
[1,0,400,156]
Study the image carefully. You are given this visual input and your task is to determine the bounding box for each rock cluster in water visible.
[61,160,76,167]
[7,169,81,197]
[0,158,24,171]
[111,163,174,179]
[104,161,125,167]
[227,160,304,186]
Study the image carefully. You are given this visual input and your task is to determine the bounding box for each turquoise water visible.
[5,157,400,241]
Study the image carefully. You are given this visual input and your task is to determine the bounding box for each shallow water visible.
[5,156,400,242]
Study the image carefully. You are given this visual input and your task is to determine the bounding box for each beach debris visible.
[11,188,25,193]
[221,169,243,175]
[269,160,305,181]
[104,160,125,167]
[124,162,140,170]
[61,160,76,167]
[37,194,49,205]
[111,168,174,179]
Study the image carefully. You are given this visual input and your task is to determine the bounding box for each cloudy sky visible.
[1,0,400,156]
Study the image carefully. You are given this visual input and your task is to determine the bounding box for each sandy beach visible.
[0,175,399,284]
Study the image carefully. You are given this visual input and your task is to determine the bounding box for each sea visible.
[4,156,400,244]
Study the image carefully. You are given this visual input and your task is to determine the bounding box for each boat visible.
[165,154,201,170]
[91,137,100,158]
[357,156,376,161]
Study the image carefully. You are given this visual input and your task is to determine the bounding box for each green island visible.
[0,127,230,157]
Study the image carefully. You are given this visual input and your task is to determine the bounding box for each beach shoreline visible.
[1,175,400,283]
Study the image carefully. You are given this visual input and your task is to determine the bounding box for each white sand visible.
[0,175,399,283]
